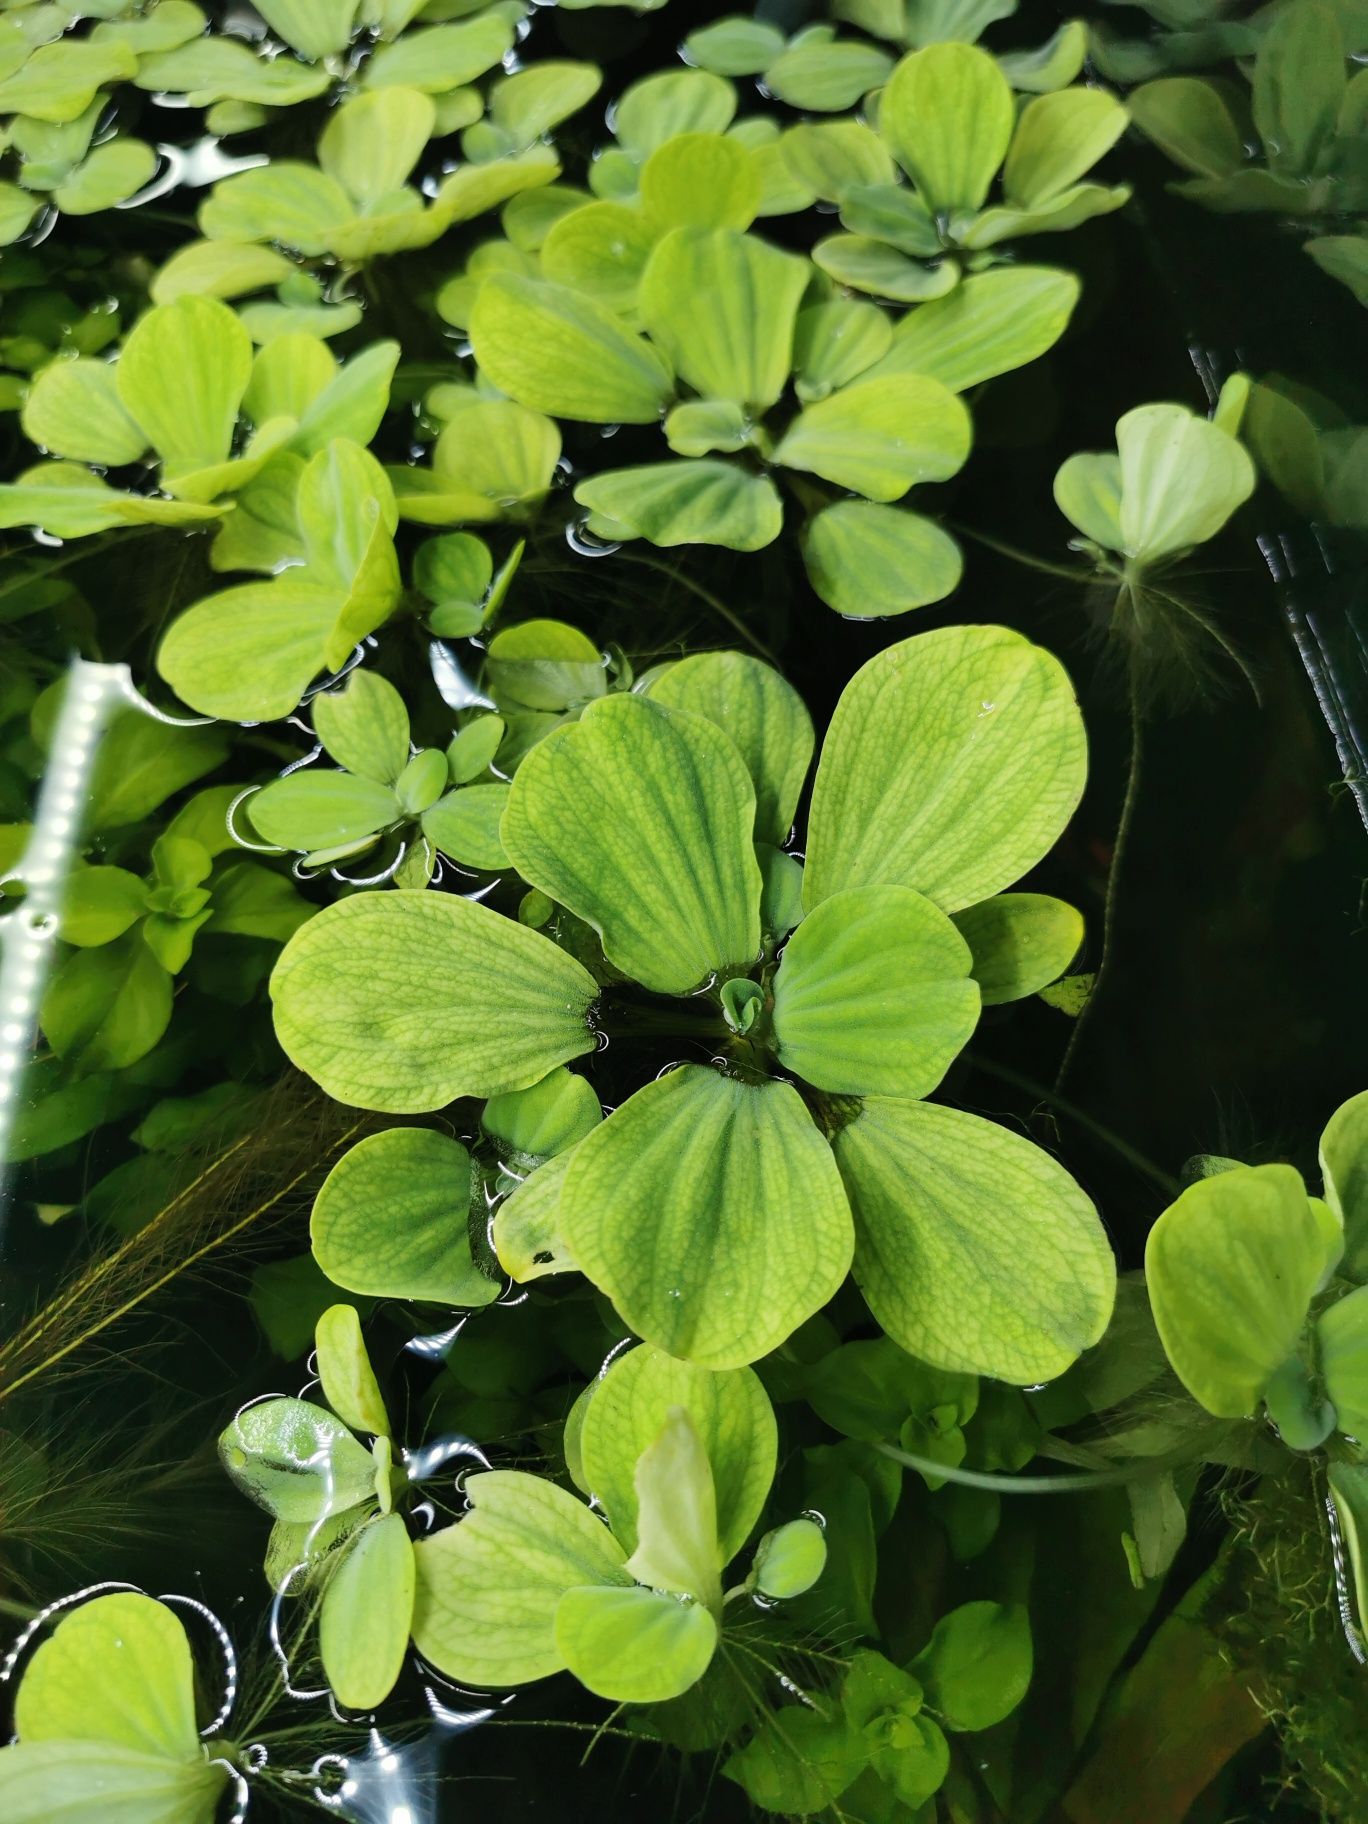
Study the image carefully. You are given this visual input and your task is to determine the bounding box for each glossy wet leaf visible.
[502,693,762,995]
[558,1066,853,1368]
[952,892,1084,1004]
[639,226,809,411]
[575,461,783,552]
[318,1514,415,1710]
[804,625,1087,913]
[802,500,963,619]
[15,1594,200,1760]
[484,1066,601,1160]
[910,1600,1032,1731]
[880,43,1013,213]
[471,274,673,423]
[411,1471,631,1685]
[773,885,978,1096]
[271,891,598,1111]
[315,1303,391,1439]
[579,1343,776,1559]
[218,1396,377,1522]
[555,1584,718,1704]
[753,1518,827,1598]
[1145,1164,1332,1417]
[1321,1089,1368,1281]
[866,266,1080,392]
[248,771,399,852]
[835,1098,1114,1382]
[645,651,813,846]
[776,373,970,502]
[0,1742,225,1824]
[312,1127,495,1307]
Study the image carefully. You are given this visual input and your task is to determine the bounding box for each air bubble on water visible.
[597,1336,635,1380]
[799,1508,827,1531]
[565,519,620,558]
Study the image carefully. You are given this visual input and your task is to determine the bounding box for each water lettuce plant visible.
[3,2,1365,1818]
[272,630,1112,1379]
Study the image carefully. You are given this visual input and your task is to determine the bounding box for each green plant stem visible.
[950,519,1093,584]
[1054,656,1144,1094]
[965,1054,1181,1197]
[876,1440,1193,1493]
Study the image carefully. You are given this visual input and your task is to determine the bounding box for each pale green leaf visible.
[1317,1286,1368,1439]
[319,1514,415,1710]
[15,1594,199,1760]
[574,461,783,552]
[772,884,978,1096]
[639,132,759,231]
[59,867,147,947]
[151,240,296,305]
[419,784,508,868]
[312,669,410,784]
[864,266,1080,392]
[779,120,897,202]
[430,397,560,512]
[52,139,158,215]
[0,1742,225,1824]
[685,17,786,77]
[485,62,602,148]
[218,1396,377,1522]
[1054,450,1122,549]
[540,200,658,311]
[270,889,598,1111]
[315,1302,391,1438]
[645,650,813,846]
[116,296,250,473]
[793,300,894,404]
[639,226,809,410]
[804,625,1088,913]
[776,373,970,502]
[765,38,893,111]
[41,938,172,1072]
[1115,403,1256,564]
[626,1407,723,1605]
[156,579,337,721]
[502,692,762,995]
[753,1519,827,1598]
[614,70,737,159]
[362,16,512,93]
[200,163,353,255]
[879,42,1014,212]
[951,892,1084,1004]
[1003,88,1129,209]
[802,500,963,617]
[471,273,673,423]
[1251,0,1344,178]
[312,1127,495,1306]
[554,1585,718,1703]
[411,1471,631,1686]
[663,399,753,457]
[578,1342,776,1559]
[491,1147,578,1282]
[483,1066,601,1159]
[319,86,436,205]
[0,41,136,124]
[254,0,359,59]
[812,234,959,304]
[247,771,399,851]
[1145,1163,1331,1417]
[558,1066,853,1369]
[835,1098,1114,1382]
